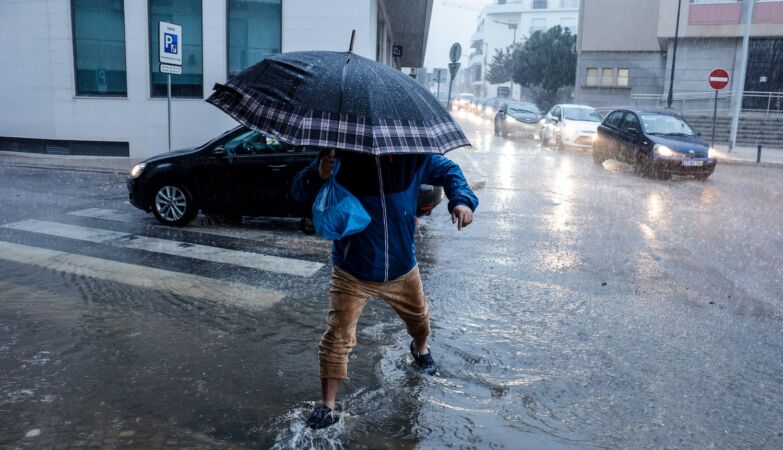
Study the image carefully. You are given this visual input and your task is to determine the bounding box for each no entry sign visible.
[709,68,729,90]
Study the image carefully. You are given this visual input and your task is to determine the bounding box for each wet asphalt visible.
[1,113,782,449]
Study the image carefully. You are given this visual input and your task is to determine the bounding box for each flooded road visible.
[2,114,783,448]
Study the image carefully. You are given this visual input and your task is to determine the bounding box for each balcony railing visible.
[630,90,783,118]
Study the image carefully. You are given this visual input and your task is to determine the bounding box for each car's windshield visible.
[640,114,696,136]
[508,103,540,115]
[564,107,602,122]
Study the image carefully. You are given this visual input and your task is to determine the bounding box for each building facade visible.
[0,0,432,160]
[574,0,783,113]
[467,0,580,100]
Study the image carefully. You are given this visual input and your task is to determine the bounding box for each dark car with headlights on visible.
[494,102,542,138]
[127,126,444,227]
[592,110,717,180]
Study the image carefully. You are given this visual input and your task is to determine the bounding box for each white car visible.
[540,104,603,149]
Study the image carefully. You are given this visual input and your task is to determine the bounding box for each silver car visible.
[540,104,603,149]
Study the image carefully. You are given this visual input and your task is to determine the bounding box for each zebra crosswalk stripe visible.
[0,241,284,310]
[3,219,324,277]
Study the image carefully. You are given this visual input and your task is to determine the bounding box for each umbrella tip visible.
[348,29,356,53]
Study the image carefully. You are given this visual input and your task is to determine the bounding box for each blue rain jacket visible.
[291,151,478,282]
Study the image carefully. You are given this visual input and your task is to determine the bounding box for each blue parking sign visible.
[159,21,182,66]
[164,33,178,55]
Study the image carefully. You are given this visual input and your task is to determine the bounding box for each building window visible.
[601,68,614,86]
[617,68,630,87]
[228,0,281,77]
[473,65,482,82]
[560,0,578,8]
[586,68,598,86]
[149,0,203,98]
[532,0,548,9]
[530,18,547,33]
[71,0,127,96]
[560,18,576,32]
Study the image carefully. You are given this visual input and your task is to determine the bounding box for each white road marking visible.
[0,241,284,310]
[3,220,324,277]
[68,207,309,243]
[69,207,139,223]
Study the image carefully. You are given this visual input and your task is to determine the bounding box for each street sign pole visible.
[447,43,462,112]
[167,73,172,151]
[711,89,718,148]
[708,68,730,149]
[159,21,182,152]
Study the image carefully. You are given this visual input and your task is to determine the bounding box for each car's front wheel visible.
[151,184,198,226]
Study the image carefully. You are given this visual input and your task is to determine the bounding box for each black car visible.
[494,102,542,138]
[592,110,717,180]
[127,126,444,226]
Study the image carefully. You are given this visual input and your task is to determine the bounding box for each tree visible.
[510,26,577,109]
[485,48,513,85]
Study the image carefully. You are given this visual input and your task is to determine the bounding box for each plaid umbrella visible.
[206,51,470,156]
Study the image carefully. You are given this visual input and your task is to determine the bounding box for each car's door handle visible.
[269,164,287,170]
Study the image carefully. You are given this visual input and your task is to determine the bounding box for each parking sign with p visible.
[159,22,182,66]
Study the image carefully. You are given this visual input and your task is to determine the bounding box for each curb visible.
[715,159,783,169]
[0,162,126,175]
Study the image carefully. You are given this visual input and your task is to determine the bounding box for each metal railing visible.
[630,90,783,118]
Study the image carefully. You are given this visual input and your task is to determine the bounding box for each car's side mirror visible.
[212,146,225,157]
[696,131,702,136]
[552,117,560,124]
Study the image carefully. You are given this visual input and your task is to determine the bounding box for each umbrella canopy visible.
[206,51,470,156]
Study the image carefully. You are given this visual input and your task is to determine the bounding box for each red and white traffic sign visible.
[708,68,730,90]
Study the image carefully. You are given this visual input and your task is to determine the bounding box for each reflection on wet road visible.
[1,113,782,448]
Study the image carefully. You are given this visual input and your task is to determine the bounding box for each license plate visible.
[682,160,703,167]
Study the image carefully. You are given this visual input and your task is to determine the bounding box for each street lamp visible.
[493,20,519,99]
[493,20,518,43]
[666,0,683,109]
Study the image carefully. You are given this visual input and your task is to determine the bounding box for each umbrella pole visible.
[349,29,355,53]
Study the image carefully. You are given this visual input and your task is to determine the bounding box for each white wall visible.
[0,0,379,162]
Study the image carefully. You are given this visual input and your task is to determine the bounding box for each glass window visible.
[617,68,630,87]
[586,68,598,86]
[601,68,614,86]
[149,0,203,98]
[530,18,547,33]
[622,112,640,131]
[606,111,624,128]
[71,0,127,96]
[222,129,292,156]
[532,0,548,9]
[640,114,696,136]
[563,107,602,122]
[560,18,576,32]
[228,0,282,77]
[560,0,578,8]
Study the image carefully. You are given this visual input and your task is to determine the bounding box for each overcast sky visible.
[424,0,493,70]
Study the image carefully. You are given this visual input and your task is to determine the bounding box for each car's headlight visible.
[654,144,675,158]
[130,163,146,178]
[592,133,599,142]
[708,147,717,158]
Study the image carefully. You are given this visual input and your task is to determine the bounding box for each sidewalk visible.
[0,151,132,174]
[710,144,783,167]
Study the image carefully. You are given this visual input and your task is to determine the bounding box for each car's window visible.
[640,114,696,136]
[621,112,641,132]
[604,111,623,128]
[507,102,540,115]
[221,130,295,156]
[564,107,602,122]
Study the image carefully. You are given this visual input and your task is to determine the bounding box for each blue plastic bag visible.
[312,159,371,240]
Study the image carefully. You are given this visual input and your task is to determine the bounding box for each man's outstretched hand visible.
[451,205,473,231]
[319,152,336,180]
